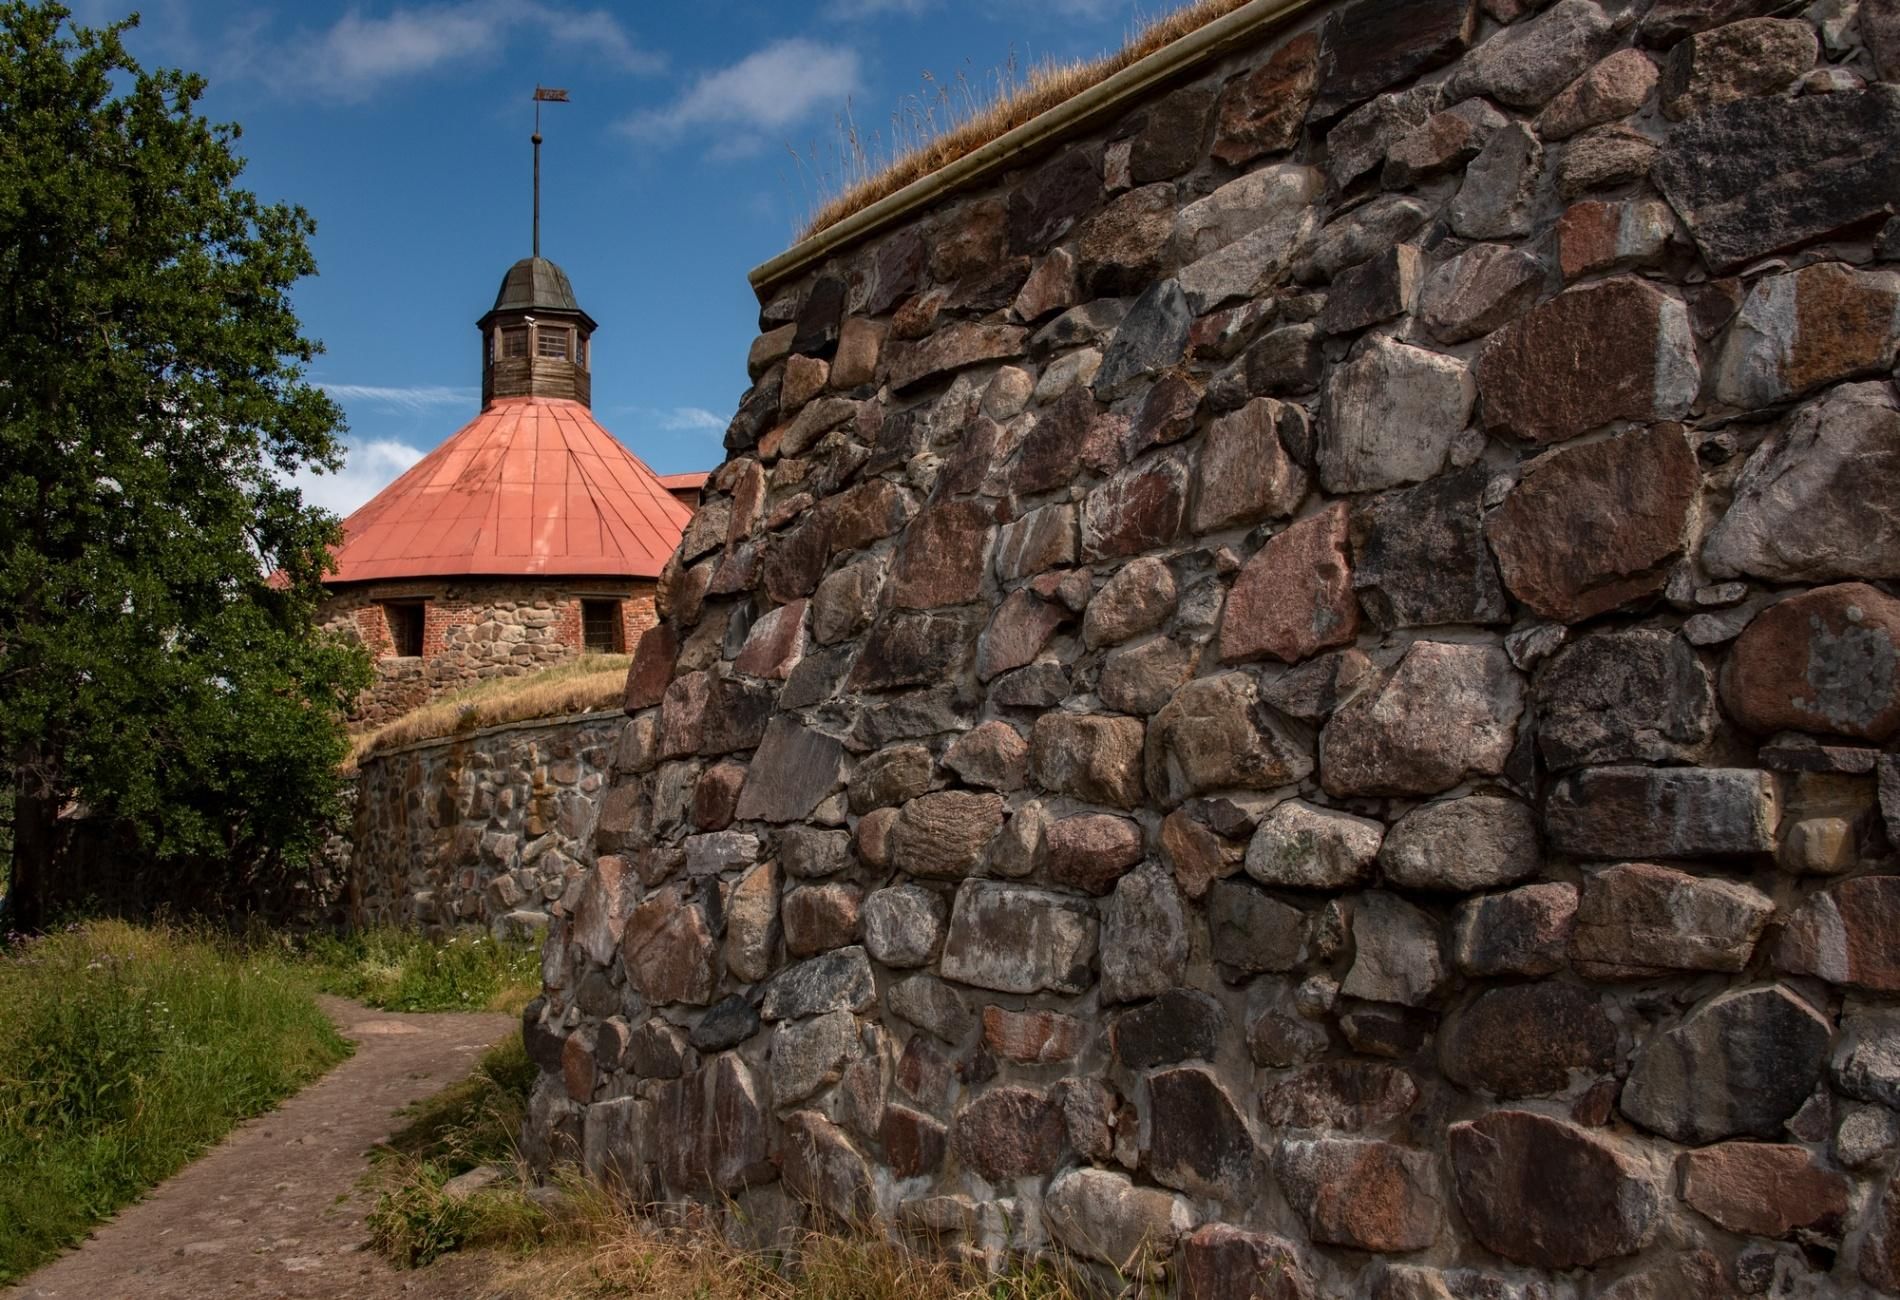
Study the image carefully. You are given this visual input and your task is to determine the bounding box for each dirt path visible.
[8,996,516,1300]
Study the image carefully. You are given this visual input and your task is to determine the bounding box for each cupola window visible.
[499,326,529,359]
[537,326,571,361]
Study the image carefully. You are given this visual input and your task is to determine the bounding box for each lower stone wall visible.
[320,578,658,729]
[348,711,622,934]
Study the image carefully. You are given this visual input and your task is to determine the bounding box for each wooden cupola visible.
[477,256,597,409]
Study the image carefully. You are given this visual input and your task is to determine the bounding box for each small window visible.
[383,602,425,657]
[575,334,587,369]
[537,326,570,361]
[499,326,528,359]
[581,600,620,654]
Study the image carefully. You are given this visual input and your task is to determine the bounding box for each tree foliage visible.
[0,2,370,927]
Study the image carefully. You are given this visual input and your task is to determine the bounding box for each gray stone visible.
[939,882,1098,995]
[1448,0,1620,108]
[861,885,947,969]
[1655,87,1900,272]
[781,1110,874,1222]
[1350,465,1509,630]
[1172,170,1324,314]
[770,1010,860,1108]
[692,997,761,1054]
[1147,1067,1258,1198]
[847,743,931,814]
[1660,18,1819,122]
[1546,767,1779,859]
[993,504,1077,581]
[1320,642,1525,797]
[1327,84,1445,189]
[780,826,850,879]
[884,974,973,1044]
[1449,123,1544,240]
[1837,1103,1900,1169]
[1379,796,1540,893]
[1317,336,1474,494]
[1190,398,1309,535]
[1297,196,1434,285]
[1209,879,1306,976]
[1570,863,1774,979]
[1102,863,1190,1004]
[1702,384,1900,583]
[1418,243,1546,345]
[1342,892,1448,1008]
[1833,1012,1900,1110]
[1044,1167,1195,1268]
[1535,628,1717,769]
[1319,245,1423,336]
[1311,0,1478,118]
[1245,798,1385,890]
[684,830,760,878]
[1095,279,1193,400]
[1711,264,1900,410]
[760,946,876,1021]
[1556,123,1659,198]
[1114,989,1227,1069]
[1621,984,1832,1144]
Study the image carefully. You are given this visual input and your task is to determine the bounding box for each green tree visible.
[0,2,370,929]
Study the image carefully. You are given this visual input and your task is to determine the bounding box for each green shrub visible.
[300,928,540,1014]
[0,921,349,1281]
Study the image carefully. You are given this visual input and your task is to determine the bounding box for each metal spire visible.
[532,86,569,259]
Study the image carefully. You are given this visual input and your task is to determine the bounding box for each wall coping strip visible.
[746,0,1324,300]
[352,708,623,765]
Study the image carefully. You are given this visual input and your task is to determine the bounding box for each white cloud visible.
[289,438,426,517]
[285,1,660,101]
[621,39,862,151]
[655,407,728,435]
[319,383,478,414]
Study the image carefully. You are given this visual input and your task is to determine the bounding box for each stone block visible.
[1546,767,1779,859]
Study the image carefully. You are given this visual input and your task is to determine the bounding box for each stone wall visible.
[320,578,658,728]
[348,711,622,933]
[526,0,1900,1293]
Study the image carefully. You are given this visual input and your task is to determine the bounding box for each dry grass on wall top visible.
[797,0,1258,241]
[349,655,631,766]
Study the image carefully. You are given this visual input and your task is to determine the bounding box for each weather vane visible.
[532,86,570,259]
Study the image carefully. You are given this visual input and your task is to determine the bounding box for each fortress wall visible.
[526,0,1900,1292]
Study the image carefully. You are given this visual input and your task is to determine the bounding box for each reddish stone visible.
[822,478,913,556]
[1213,30,1319,165]
[1030,713,1147,809]
[1679,1142,1849,1239]
[1311,0,1477,118]
[732,599,807,679]
[891,499,1000,609]
[1161,808,1235,900]
[953,1086,1065,1182]
[1012,387,1096,496]
[889,791,1007,880]
[1716,262,1900,407]
[782,1110,874,1222]
[693,761,746,832]
[1319,641,1523,797]
[1083,556,1177,649]
[561,1030,596,1102]
[982,1006,1084,1064]
[854,806,897,869]
[879,1103,947,1178]
[1183,1224,1314,1300]
[1556,199,1674,281]
[1081,453,1189,561]
[976,588,1066,682]
[1776,875,1900,993]
[624,624,677,711]
[846,609,978,692]
[1724,583,1900,742]
[1439,984,1615,1099]
[622,886,719,1006]
[655,1054,773,1194]
[1273,1138,1443,1253]
[1452,882,1579,977]
[1570,863,1773,979]
[942,720,1029,792]
[993,504,1078,581]
[733,717,845,823]
[1191,399,1309,537]
[1146,672,1315,806]
[1044,813,1145,895]
[1864,1171,1900,1292]
[761,516,832,603]
[1475,277,1699,445]
[1486,423,1698,623]
[782,882,863,958]
[1449,1110,1659,1268]
[659,671,711,759]
[1220,503,1357,665]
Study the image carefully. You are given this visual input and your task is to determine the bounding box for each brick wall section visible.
[527,3,1900,1295]
[320,578,658,727]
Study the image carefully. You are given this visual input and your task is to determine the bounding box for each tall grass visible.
[300,928,541,1015]
[0,920,350,1282]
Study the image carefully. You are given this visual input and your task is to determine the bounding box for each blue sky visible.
[75,0,1166,515]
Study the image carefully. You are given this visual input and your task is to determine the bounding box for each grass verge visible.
[350,654,631,764]
[300,928,542,1015]
[797,0,1259,240]
[0,920,351,1282]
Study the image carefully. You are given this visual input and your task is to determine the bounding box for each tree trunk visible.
[8,748,60,934]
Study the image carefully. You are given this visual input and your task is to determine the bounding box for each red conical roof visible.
[325,396,693,583]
